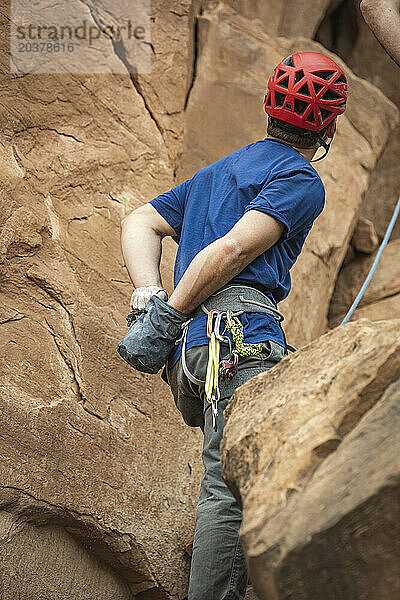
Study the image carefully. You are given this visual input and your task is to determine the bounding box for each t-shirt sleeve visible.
[243,169,325,241]
[148,178,191,239]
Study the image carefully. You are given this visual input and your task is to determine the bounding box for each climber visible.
[360,0,400,66]
[118,51,347,600]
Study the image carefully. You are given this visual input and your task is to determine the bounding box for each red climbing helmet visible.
[264,52,348,132]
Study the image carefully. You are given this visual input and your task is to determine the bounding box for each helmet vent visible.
[294,98,309,116]
[295,70,304,84]
[313,70,335,80]
[305,111,316,124]
[336,74,346,84]
[320,107,332,122]
[283,55,294,67]
[313,82,323,94]
[277,69,286,78]
[275,91,286,107]
[279,76,289,89]
[298,82,311,97]
[266,92,272,107]
[322,88,342,101]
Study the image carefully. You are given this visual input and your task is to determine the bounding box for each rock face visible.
[0,0,398,597]
[321,3,400,335]
[0,512,132,600]
[329,238,400,326]
[179,3,398,348]
[347,8,400,243]
[224,0,332,38]
[351,216,378,254]
[0,2,203,597]
[316,1,400,242]
[360,132,400,243]
[347,293,400,323]
[221,319,400,600]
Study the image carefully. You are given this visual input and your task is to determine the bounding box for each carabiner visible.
[214,311,227,341]
[207,309,220,338]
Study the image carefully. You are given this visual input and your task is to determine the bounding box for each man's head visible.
[264,52,348,160]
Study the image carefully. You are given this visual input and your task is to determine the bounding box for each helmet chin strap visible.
[311,136,332,162]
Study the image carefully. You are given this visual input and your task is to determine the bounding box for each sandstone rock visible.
[76,0,205,164]
[179,3,398,348]
[0,254,202,598]
[361,131,400,242]
[316,5,400,241]
[0,511,132,600]
[351,216,379,254]
[224,0,332,38]
[221,319,400,600]
[0,4,203,598]
[0,0,398,596]
[348,14,400,242]
[348,5,399,108]
[223,0,283,34]
[343,243,356,266]
[331,293,400,329]
[329,238,400,322]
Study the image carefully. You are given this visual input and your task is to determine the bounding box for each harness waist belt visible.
[190,284,283,322]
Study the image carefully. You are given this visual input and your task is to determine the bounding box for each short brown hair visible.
[267,116,328,149]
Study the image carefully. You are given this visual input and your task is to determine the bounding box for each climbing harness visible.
[174,284,291,431]
[340,195,400,326]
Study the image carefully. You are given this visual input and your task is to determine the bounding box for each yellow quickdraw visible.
[205,311,222,430]
[205,329,220,403]
[225,310,263,357]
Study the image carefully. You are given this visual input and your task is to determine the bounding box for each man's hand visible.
[360,0,400,66]
[168,209,285,315]
[130,286,168,314]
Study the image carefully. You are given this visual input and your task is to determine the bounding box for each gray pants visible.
[167,341,284,600]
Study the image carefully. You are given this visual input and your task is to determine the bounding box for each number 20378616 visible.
[18,42,74,52]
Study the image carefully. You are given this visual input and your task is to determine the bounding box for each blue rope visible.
[340,195,400,326]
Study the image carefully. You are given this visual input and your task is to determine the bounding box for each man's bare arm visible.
[121,204,284,315]
[168,210,284,314]
[120,204,176,289]
[360,0,400,66]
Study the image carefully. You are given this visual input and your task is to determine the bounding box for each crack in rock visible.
[184,4,203,110]
[14,126,83,144]
[77,0,163,138]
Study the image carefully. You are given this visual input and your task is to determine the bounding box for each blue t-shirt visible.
[148,138,325,383]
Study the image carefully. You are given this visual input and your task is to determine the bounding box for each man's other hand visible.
[360,0,400,66]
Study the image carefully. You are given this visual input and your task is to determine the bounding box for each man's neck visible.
[266,135,317,163]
